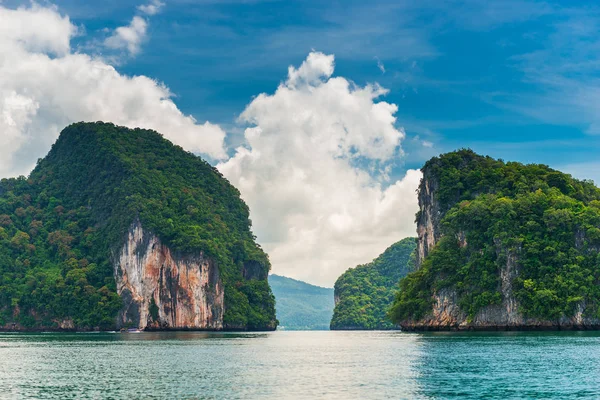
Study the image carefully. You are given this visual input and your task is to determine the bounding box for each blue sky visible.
[28,0,600,181]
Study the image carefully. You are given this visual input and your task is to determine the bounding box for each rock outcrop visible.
[416,168,441,268]
[115,220,224,330]
[402,252,600,331]
[398,150,600,331]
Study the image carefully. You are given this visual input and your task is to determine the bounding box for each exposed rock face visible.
[55,318,75,330]
[115,221,224,330]
[416,169,442,268]
[404,173,600,331]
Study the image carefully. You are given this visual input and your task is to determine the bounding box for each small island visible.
[390,150,600,330]
[0,122,277,332]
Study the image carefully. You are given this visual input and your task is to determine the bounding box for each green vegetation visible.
[268,274,334,330]
[390,149,600,323]
[0,122,276,330]
[331,238,416,329]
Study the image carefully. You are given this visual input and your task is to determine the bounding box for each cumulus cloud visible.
[0,3,226,178]
[219,52,421,286]
[287,52,335,87]
[138,0,165,16]
[0,3,74,56]
[104,15,148,56]
[104,0,165,57]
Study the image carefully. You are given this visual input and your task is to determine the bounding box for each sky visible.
[2,0,600,286]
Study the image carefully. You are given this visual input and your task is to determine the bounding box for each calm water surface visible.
[0,330,599,399]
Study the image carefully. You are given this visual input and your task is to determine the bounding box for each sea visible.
[0,330,598,399]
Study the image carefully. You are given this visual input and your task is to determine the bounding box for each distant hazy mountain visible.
[268,275,334,330]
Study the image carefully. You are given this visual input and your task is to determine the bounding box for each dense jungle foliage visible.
[0,122,276,330]
[330,238,416,329]
[390,149,600,324]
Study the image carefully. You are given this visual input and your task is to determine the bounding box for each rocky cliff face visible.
[115,220,224,330]
[404,172,600,331]
[416,169,442,268]
[403,248,600,330]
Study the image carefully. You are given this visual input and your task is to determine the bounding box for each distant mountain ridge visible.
[269,274,334,330]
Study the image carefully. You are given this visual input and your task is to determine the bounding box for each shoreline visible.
[0,327,278,333]
[400,324,600,332]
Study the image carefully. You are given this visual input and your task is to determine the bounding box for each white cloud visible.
[0,3,226,178]
[104,0,165,57]
[286,52,335,87]
[0,3,74,56]
[219,52,421,286]
[104,15,147,56]
[138,0,165,16]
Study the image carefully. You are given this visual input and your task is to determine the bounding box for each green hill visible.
[0,122,276,331]
[330,238,417,330]
[390,149,600,330]
[269,274,334,330]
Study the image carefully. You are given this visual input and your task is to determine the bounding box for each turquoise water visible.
[0,331,599,399]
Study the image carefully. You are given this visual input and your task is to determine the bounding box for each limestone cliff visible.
[415,167,441,268]
[401,250,600,330]
[115,220,224,330]
[392,150,600,331]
